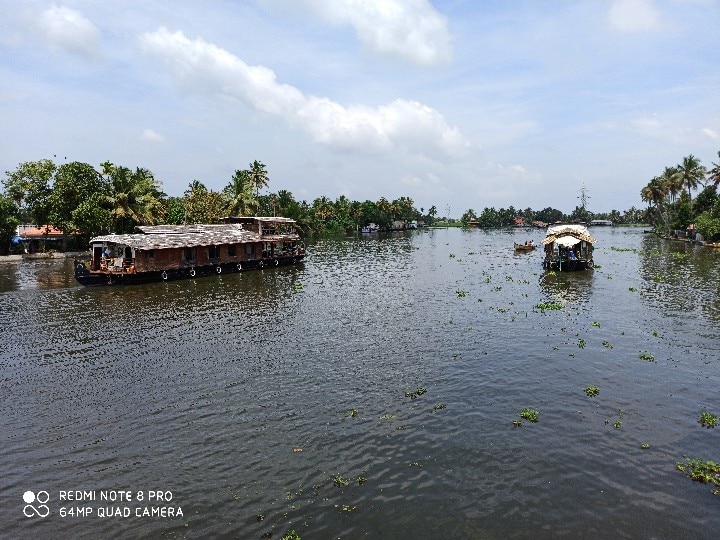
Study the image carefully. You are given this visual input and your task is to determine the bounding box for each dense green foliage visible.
[641,151,720,240]
[4,151,708,254]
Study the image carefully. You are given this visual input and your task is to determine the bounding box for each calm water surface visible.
[1,227,719,539]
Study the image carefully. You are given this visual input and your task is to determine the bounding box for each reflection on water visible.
[538,269,594,306]
[1,228,719,539]
[637,235,720,324]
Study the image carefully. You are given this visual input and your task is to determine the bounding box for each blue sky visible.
[1,0,718,216]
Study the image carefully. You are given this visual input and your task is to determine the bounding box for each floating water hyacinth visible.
[677,458,720,495]
[699,412,718,428]
[519,408,539,423]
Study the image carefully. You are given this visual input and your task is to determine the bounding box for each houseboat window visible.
[245,244,254,255]
[208,245,220,258]
[228,244,236,257]
[147,250,154,258]
[182,247,197,262]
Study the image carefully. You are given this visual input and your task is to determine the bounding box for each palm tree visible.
[223,169,257,217]
[707,151,720,187]
[661,166,681,202]
[674,155,706,217]
[641,177,669,228]
[248,160,269,197]
[106,166,165,233]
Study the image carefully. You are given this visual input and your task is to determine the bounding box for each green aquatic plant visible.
[652,330,659,337]
[591,321,601,327]
[341,504,357,512]
[535,302,563,312]
[677,458,720,495]
[519,408,539,423]
[405,387,425,399]
[584,386,599,397]
[344,408,358,418]
[577,339,586,349]
[699,412,718,428]
[456,290,469,298]
[641,443,650,449]
[282,530,302,540]
[433,403,446,411]
[379,413,396,420]
[512,420,522,428]
[294,282,304,290]
[611,246,634,252]
[602,341,613,349]
[628,286,637,292]
[356,476,367,485]
[639,352,655,362]
[332,474,350,487]
[614,420,622,429]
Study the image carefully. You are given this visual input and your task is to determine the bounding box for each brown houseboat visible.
[74,216,305,286]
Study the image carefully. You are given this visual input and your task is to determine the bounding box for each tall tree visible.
[50,161,105,249]
[223,169,257,217]
[2,159,57,224]
[0,194,20,255]
[641,177,669,228]
[707,150,720,187]
[184,181,225,224]
[105,165,165,233]
[674,155,706,217]
[248,160,269,197]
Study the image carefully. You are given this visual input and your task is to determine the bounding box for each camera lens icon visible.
[23,490,50,517]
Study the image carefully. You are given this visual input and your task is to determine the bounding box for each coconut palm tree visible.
[707,150,720,187]
[641,177,669,228]
[106,165,165,233]
[223,169,257,217]
[661,166,681,202]
[248,160,269,197]
[674,155,706,217]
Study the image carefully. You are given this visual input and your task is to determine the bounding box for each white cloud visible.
[138,28,471,157]
[701,128,720,144]
[37,5,101,59]
[140,128,165,143]
[608,0,665,32]
[267,0,452,66]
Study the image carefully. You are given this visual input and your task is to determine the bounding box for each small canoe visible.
[514,242,536,252]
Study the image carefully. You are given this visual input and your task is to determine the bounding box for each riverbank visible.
[0,251,88,264]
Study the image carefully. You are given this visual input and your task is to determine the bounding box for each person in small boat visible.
[568,249,577,260]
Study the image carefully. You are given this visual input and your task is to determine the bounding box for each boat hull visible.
[542,258,592,271]
[74,255,305,286]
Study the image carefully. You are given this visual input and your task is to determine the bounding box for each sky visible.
[1,0,719,216]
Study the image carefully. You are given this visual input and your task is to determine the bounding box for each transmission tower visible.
[578,185,590,209]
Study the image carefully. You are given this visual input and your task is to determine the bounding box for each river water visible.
[1,227,718,539]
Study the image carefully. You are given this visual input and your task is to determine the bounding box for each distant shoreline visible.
[0,251,88,264]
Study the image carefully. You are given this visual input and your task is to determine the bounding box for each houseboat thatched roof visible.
[542,225,596,246]
[90,223,295,251]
